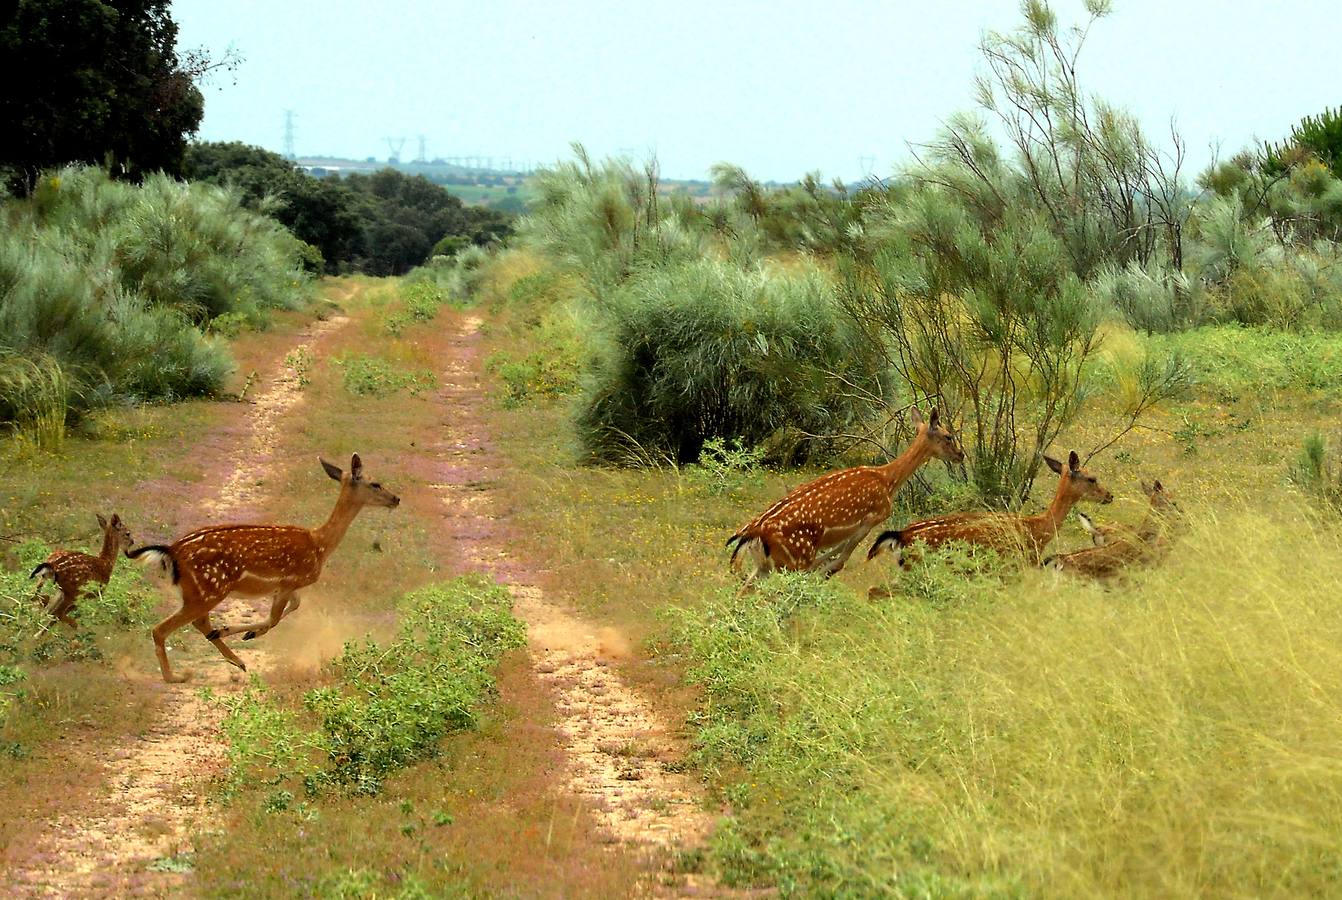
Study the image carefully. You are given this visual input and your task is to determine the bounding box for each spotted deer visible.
[127,454,399,683]
[29,513,135,629]
[867,450,1113,567]
[1043,479,1185,578]
[726,407,964,590]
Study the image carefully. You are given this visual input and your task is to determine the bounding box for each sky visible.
[172,0,1339,183]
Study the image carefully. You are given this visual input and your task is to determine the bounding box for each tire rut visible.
[6,313,351,898]
[431,315,723,895]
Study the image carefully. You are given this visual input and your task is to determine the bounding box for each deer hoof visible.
[243,630,257,641]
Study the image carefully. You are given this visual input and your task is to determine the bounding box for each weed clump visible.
[215,576,525,799]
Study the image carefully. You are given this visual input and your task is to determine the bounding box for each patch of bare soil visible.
[429,315,723,894]
[5,314,350,898]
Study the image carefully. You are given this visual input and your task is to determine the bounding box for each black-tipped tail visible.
[127,545,180,583]
[866,530,905,561]
[29,563,52,580]
[727,533,770,567]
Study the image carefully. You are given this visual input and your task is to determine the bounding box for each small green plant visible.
[285,347,314,389]
[1291,433,1342,509]
[484,350,578,408]
[337,354,435,398]
[683,438,766,497]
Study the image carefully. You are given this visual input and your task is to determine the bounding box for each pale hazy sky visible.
[172,0,1339,182]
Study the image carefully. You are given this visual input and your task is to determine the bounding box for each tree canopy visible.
[1,0,206,189]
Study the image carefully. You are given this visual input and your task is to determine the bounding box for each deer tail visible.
[727,532,769,568]
[29,563,53,580]
[866,529,906,562]
[127,545,179,583]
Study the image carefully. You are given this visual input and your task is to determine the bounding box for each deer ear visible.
[1068,450,1080,471]
[111,514,121,526]
[929,408,939,428]
[1044,455,1063,475]
[96,513,109,530]
[909,407,925,428]
[321,458,343,481]
[1153,479,1164,492]
[350,453,363,480]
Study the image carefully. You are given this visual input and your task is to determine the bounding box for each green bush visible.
[216,577,525,798]
[0,167,311,430]
[576,258,885,464]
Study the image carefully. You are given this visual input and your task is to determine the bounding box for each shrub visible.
[0,167,310,431]
[576,258,886,465]
[215,577,525,797]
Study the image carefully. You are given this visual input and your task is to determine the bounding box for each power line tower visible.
[415,134,427,163]
[858,155,876,179]
[385,137,406,164]
[283,110,297,160]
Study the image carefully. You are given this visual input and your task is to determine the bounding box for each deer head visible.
[97,512,134,551]
[321,453,401,508]
[911,407,965,464]
[1044,450,1113,505]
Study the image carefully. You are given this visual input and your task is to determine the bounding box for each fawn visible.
[128,454,399,682]
[1044,479,1185,578]
[726,407,963,589]
[29,513,135,629]
[868,450,1113,567]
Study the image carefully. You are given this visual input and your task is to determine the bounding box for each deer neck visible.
[312,486,365,559]
[98,528,119,567]
[875,438,932,494]
[1032,477,1078,543]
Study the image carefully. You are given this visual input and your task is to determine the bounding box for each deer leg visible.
[153,607,203,684]
[212,591,296,642]
[192,616,247,672]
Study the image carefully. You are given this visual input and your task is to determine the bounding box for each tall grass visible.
[669,510,1342,896]
[0,167,312,436]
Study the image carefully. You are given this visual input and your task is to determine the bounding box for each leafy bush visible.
[0,167,311,431]
[215,577,525,798]
[577,258,885,465]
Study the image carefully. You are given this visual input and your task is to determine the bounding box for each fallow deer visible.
[726,407,964,589]
[867,450,1113,567]
[127,454,399,683]
[29,513,135,629]
[1043,479,1186,579]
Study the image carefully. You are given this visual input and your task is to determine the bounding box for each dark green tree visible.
[1,0,211,190]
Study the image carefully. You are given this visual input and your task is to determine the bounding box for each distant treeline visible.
[184,142,513,276]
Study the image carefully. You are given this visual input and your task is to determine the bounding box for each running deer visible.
[726,407,964,589]
[29,513,135,629]
[867,450,1113,567]
[127,454,399,682]
[1043,479,1186,578]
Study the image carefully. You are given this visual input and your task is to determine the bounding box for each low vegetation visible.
[215,577,524,800]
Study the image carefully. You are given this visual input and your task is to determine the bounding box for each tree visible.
[185,142,362,272]
[0,0,213,190]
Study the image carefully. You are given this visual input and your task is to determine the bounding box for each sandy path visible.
[6,313,350,898]
[430,316,720,892]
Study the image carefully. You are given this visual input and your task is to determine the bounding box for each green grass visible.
[481,269,1342,896]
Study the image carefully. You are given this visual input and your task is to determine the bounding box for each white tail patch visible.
[132,549,176,582]
[1076,512,1105,546]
